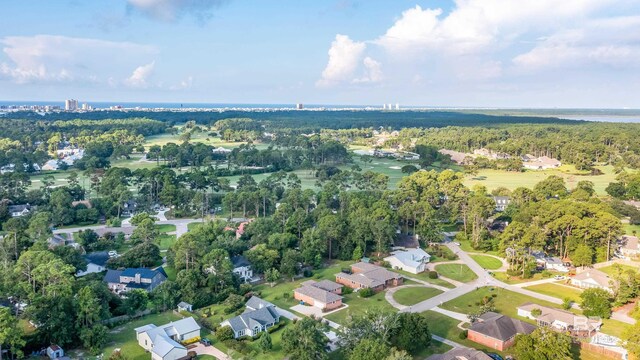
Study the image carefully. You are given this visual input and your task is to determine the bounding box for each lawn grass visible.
[156,234,177,250]
[624,223,640,236]
[464,165,621,195]
[434,264,478,283]
[324,291,397,325]
[599,318,631,339]
[440,287,565,320]
[469,254,503,270]
[524,282,583,303]
[598,264,639,276]
[187,222,203,231]
[155,224,177,233]
[163,265,177,281]
[492,271,559,285]
[393,287,443,306]
[389,268,456,289]
[426,244,459,263]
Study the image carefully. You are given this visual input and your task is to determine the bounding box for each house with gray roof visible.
[103,267,167,294]
[426,348,492,360]
[8,204,31,217]
[220,296,280,338]
[76,251,109,277]
[135,317,200,360]
[384,248,431,274]
[336,262,403,291]
[571,269,617,293]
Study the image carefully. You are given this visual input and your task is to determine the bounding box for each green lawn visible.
[492,270,560,285]
[440,287,565,320]
[393,287,443,306]
[426,245,459,263]
[524,282,583,303]
[389,268,456,289]
[324,291,397,325]
[155,224,177,233]
[470,254,503,270]
[624,223,640,236]
[464,165,620,195]
[156,234,177,250]
[598,264,639,276]
[434,264,478,283]
[600,318,631,339]
[188,222,203,231]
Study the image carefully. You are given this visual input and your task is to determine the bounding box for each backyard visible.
[524,282,583,303]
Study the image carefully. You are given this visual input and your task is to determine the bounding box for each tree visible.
[123,289,148,317]
[349,339,390,360]
[282,318,328,360]
[79,324,108,355]
[0,307,25,360]
[151,281,181,311]
[265,268,281,287]
[108,350,129,360]
[580,288,613,319]
[259,331,273,352]
[572,244,594,268]
[622,305,640,359]
[390,313,431,353]
[280,249,301,281]
[513,327,572,360]
[385,348,412,360]
[216,326,235,341]
[245,244,279,273]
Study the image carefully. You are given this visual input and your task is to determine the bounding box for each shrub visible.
[541,270,552,278]
[359,288,375,298]
[303,269,313,277]
[283,292,290,299]
[428,271,439,279]
[458,330,468,339]
[187,351,197,359]
[216,326,235,342]
[562,297,573,310]
[342,286,353,295]
[531,308,542,317]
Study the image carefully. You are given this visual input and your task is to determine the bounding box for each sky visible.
[1,0,639,107]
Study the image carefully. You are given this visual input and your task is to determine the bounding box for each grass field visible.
[389,268,456,289]
[598,264,640,276]
[624,224,640,235]
[464,165,621,195]
[325,290,398,325]
[434,264,478,283]
[440,287,565,319]
[392,287,444,306]
[492,271,560,285]
[156,234,177,250]
[524,282,583,303]
[469,254,503,270]
[155,224,176,233]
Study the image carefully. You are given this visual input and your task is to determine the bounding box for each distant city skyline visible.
[1,1,639,108]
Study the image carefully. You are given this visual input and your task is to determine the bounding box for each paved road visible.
[191,343,230,360]
[432,307,469,322]
[432,335,467,348]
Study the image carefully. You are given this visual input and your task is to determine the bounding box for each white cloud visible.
[316,34,366,87]
[126,0,228,22]
[125,61,156,88]
[353,57,383,84]
[0,35,156,84]
[170,75,194,90]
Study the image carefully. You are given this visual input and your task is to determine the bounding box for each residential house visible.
[294,280,343,311]
[103,267,167,294]
[492,196,511,212]
[571,269,617,293]
[177,302,193,312]
[41,160,60,171]
[8,204,30,217]
[47,234,69,248]
[467,312,536,351]
[335,262,403,291]
[212,146,232,154]
[46,345,66,359]
[620,235,640,259]
[94,226,136,240]
[438,149,470,164]
[220,296,280,339]
[384,248,431,274]
[76,251,110,277]
[231,255,253,282]
[523,156,561,170]
[426,348,492,360]
[122,200,138,216]
[544,257,570,272]
[518,303,601,337]
[135,317,200,360]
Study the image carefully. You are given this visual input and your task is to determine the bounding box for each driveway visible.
[191,343,230,360]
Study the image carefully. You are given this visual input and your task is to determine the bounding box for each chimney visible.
[135,273,141,283]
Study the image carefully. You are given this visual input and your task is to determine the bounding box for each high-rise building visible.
[295,103,304,110]
[65,99,78,111]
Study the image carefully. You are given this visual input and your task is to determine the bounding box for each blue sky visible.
[1,0,639,107]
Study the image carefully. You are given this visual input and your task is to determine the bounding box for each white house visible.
[384,248,431,274]
[135,317,200,360]
[76,252,109,277]
[41,160,59,171]
[492,196,510,212]
[517,303,601,337]
[571,269,616,293]
[8,204,31,217]
[46,345,65,359]
[231,255,253,282]
[220,297,280,338]
[543,257,570,272]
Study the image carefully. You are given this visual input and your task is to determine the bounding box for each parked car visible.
[554,275,565,280]
[200,338,211,346]
[453,242,461,246]
[108,250,118,258]
[487,353,503,360]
